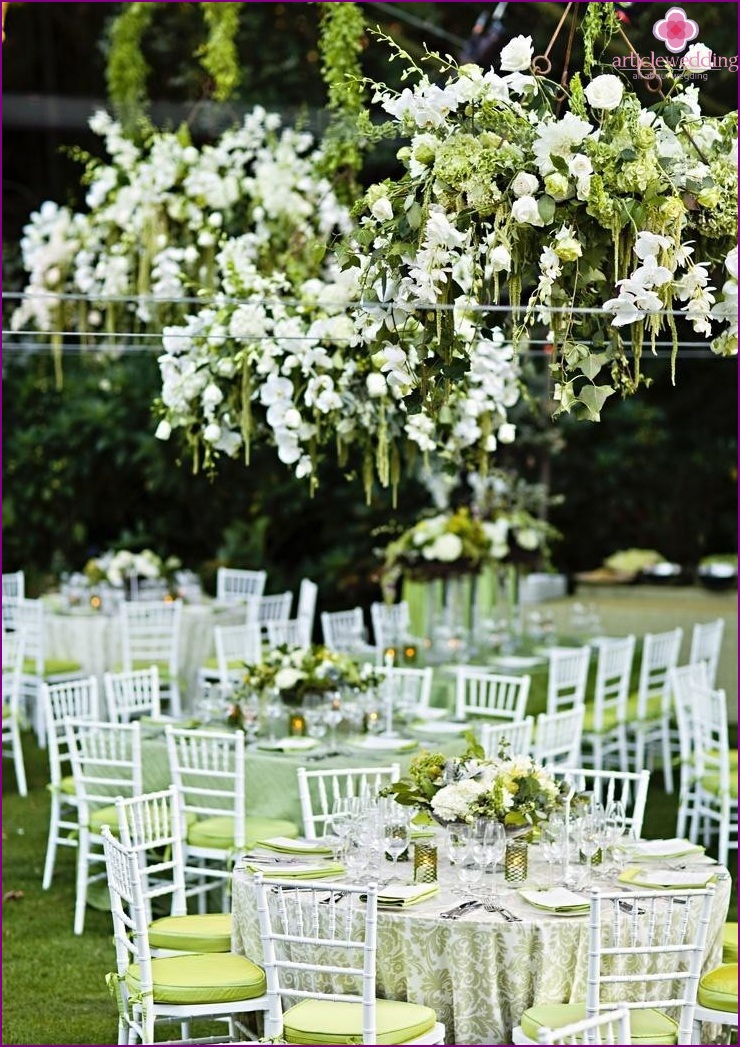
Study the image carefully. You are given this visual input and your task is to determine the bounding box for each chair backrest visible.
[214,622,263,688]
[114,786,188,922]
[454,667,531,722]
[41,676,100,788]
[536,1005,632,1044]
[545,646,590,715]
[101,826,157,1040]
[296,764,401,839]
[670,662,710,761]
[65,718,143,825]
[14,598,45,673]
[555,766,650,837]
[589,635,636,731]
[691,685,732,796]
[254,874,381,1044]
[635,627,683,719]
[320,608,369,653]
[2,627,26,699]
[479,716,534,759]
[376,665,433,717]
[265,618,311,649]
[2,570,25,629]
[216,567,267,604]
[165,725,246,843]
[532,707,585,768]
[256,592,293,630]
[103,666,161,723]
[370,600,411,649]
[688,618,724,688]
[119,599,182,676]
[296,578,318,635]
[584,886,715,1045]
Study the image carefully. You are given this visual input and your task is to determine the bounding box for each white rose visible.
[584,74,624,111]
[500,35,533,73]
[154,420,171,441]
[497,422,517,444]
[370,197,393,222]
[203,423,222,443]
[366,372,387,397]
[489,245,511,273]
[511,172,539,197]
[275,667,304,691]
[683,43,713,71]
[423,533,464,562]
[515,528,540,551]
[511,195,544,227]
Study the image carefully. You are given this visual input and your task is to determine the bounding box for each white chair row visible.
[2,628,28,796]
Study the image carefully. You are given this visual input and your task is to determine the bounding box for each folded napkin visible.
[618,866,716,890]
[256,737,319,752]
[244,859,345,880]
[374,884,440,908]
[258,836,333,856]
[519,887,590,913]
[624,838,705,861]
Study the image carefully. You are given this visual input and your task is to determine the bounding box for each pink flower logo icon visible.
[653,7,700,53]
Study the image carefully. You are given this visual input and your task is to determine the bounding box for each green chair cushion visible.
[698,964,738,1012]
[723,922,738,964]
[187,815,299,851]
[626,692,664,722]
[283,998,438,1045]
[22,657,83,676]
[582,704,623,733]
[201,658,219,670]
[129,661,173,680]
[520,1004,678,1045]
[149,913,232,954]
[89,805,121,834]
[59,775,76,795]
[700,773,738,799]
[125,951,266,1005]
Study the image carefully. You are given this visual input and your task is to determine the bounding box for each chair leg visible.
[12,725,27,796]
[661,722,674,793]
[43,797,62,889]
[73,828,90,935]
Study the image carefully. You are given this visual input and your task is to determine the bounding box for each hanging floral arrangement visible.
[347,27,737,427]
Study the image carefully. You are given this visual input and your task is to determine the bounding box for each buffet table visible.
[231,851,731,1045]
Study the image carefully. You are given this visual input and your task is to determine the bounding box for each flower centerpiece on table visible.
[387,738,563,832]
[238,643,381,707]
[83,548,181,592]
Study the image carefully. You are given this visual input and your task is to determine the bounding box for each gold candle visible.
[504,839,528,883]
[413,841,438,884]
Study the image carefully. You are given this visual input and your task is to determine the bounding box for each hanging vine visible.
[197,2,241,102]
[105,1,159,131]
[316,1,367,200]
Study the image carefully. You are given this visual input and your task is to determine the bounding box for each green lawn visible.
[3,731,737,1045]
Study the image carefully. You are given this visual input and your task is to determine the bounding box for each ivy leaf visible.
[661,103,684,131]
[577,383,615,421]
[550,155,569,175]
[578,352,609,380]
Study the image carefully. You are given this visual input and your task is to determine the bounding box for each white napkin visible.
[625,838,704,860]
[259,836,333,855]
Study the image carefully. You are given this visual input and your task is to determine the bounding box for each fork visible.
[482,899,521,922]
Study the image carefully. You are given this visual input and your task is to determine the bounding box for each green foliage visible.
[581,2,623,76]
[105,1,158,130]
[317,2,368,199]
[198,2,241,102]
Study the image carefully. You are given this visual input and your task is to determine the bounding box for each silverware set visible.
[439,900,481,920]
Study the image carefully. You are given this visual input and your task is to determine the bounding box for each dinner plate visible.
[622,838,705,861]
[407,719,469,736]
[345,735,418,753]
[491,655,545,670]
[257,736,320,752]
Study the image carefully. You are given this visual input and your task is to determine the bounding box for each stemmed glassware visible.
[455,834,486,897]
[604,800,627,875]
[477,819,506,884]
[383,812,411,883]
[241,695,260,747]
[578,811,605,886]
[324,695,343,752]
[264,691,284,742]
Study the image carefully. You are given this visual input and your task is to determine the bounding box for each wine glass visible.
[604,800,627,875]
[264,693,284,742]
[304,707,328,745]
[324,695,343,751]
[241,695,260,748]
[456,836,486,898]
[578,813,604,887]
[479,820,506,883]
[383,814,411,883]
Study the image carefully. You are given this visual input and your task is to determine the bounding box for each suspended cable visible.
[362,2,467,49]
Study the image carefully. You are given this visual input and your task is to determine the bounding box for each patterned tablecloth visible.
[231,854,730,1045]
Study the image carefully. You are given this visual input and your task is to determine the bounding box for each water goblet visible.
[383,815,411,883]
[578,813,603,887]
[604,800,627,874]
[264,693,284,742]
[456,837,486,898]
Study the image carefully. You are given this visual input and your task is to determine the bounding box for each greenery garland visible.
[105,1,159,131]
[198,2,241,102]
[317,1,367,199]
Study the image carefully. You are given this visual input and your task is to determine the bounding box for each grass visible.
[2,731,737,1045]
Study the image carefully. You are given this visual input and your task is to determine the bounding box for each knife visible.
[439,900,481,920]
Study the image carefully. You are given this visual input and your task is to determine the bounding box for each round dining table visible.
[230,849,731,1045]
